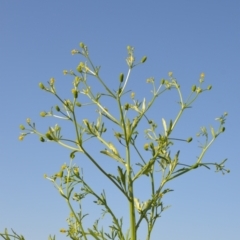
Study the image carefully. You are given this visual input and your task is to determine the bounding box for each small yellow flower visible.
[168,72,173,77]
[63,70,68,75]
[60,228,67,233]
[26,118,31,123]
[200,72,205,78]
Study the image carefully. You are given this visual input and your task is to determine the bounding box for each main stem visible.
[126,144,136,240]
[117,93,136,240]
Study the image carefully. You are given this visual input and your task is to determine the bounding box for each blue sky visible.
[0,1,239,239]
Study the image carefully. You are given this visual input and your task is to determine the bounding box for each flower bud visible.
[39,82,45,90]
[39,136,45,142]
[76,102,82,107]
[148,120,153,124]
[124,103,130,110]
[73,167,79,177]
[19,124,25,130]
[221,127,225,132]
[55,105,60,111]
[18,135,24,141]
[71,89,78,98]
[45,132,54,140]
[168,72,173,77]
[187,137,193,143]
[141,56,147,63]
[119,73,124,82]
[161,79,165,84]
[79,42,85,48]
[144,143,149,150]
[76,64,83,73]
[200,72,205,78]
[40,111,47,117]
[118,88,122,94]
[207,85,212,90]
[26,118,31,124]
[61,164,67,170]
[49,78,55,86]
[192,85,196,92]
[56,171,63,178]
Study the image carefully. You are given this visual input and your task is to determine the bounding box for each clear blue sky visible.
[0,1,239,239]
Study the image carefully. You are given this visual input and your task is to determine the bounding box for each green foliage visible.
[2,43,229,240]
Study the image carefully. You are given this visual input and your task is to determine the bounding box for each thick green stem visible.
[126,145,136,240]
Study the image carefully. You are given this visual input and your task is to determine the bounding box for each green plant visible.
[2,43,229,240]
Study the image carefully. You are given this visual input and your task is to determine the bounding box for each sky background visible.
[0,1,240,239]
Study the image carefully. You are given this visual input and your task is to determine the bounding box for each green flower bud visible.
[73,167,80,177]
[187,137,193,143]
[55,105,60,111]
[118,88,122,94]
[76,64,82,73]
[79,42,85,48]
[39,82,45,90]
[148,120,153,124]
[124,103,130,110]
[39,136,45,142]
[207,85,212,90]
[144,143,149,150]
[75,102,82,107]
[56,171,63,178]
[161,79,165,84]
[141,56,147,63]
[19,124,25,130]
[26,118,31,123]
[40,111,47,117]
[192,85,196,92]
[221,127,225,132]
[119,73,124,82]
[61,164,67,170]
[45,132,54,140]
[71,89,78,98]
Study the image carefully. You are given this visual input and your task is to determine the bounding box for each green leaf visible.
[133,158,155,181]
[118,166,126,188]
[100,150,125,164]
[210,126,215,138]
[162,118,167,136]
[108,142,120,156]
[142,98,146,112]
